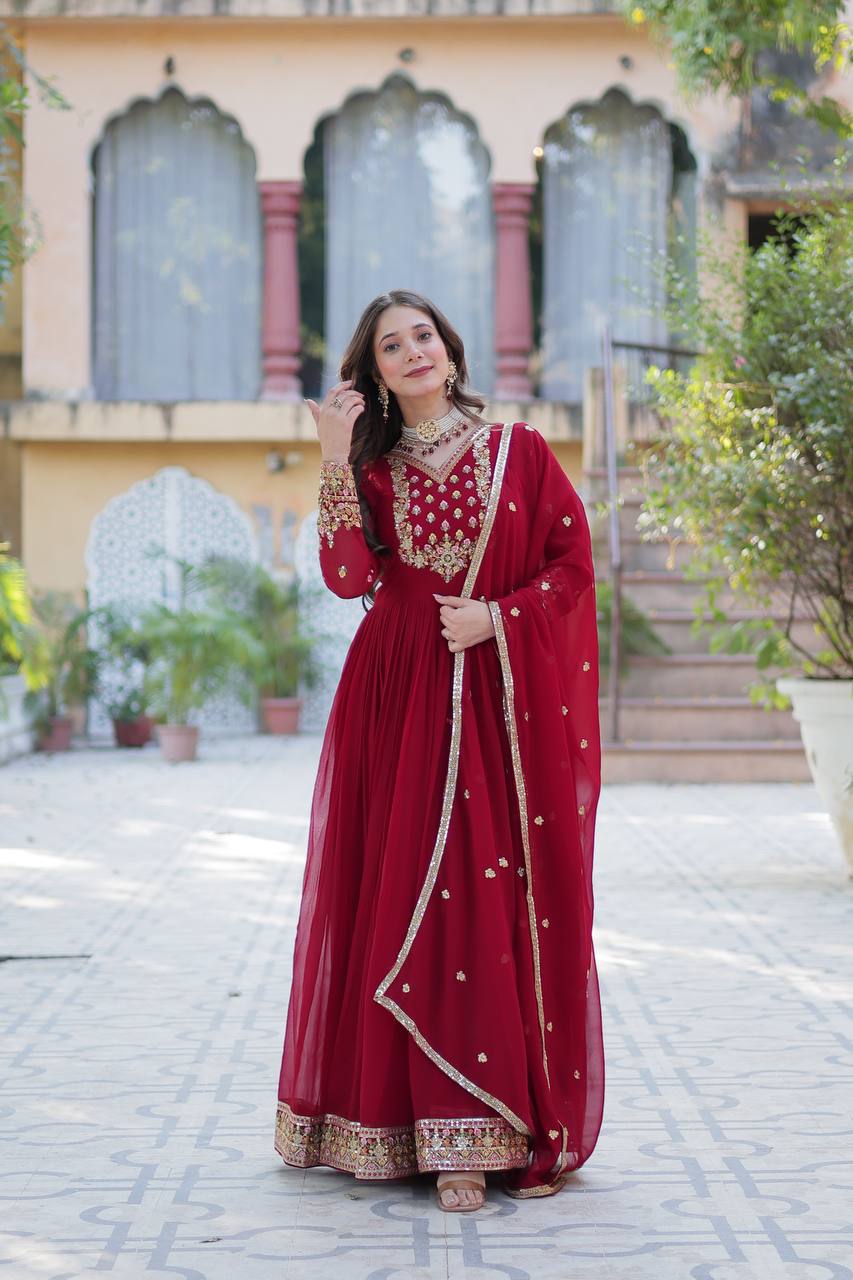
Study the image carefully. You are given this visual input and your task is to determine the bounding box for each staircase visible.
[585,465,811,783]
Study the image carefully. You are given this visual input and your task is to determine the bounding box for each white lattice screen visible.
[85,466,258,738]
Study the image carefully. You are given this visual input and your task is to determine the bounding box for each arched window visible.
[539,88,696,402]
[319,75,494,396]
[92,88,261,401]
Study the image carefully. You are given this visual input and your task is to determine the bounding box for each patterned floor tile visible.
[1,739,851,1280]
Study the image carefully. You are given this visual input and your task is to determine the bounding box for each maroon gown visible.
[275,419,604,1198]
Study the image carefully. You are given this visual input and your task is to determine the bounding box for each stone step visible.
[592,533,698,573]
[583,465,645,498]
[602,738,811,784]
[598,694,799,741]
[620,653,786,698]
[588,497,689,552]
[623,609,818,655]
[616,569,797,614]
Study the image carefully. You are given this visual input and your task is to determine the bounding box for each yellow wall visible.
[20,435,582,596]
[0,31,24,393]
[0,440,23,554]
[22,18,737,396]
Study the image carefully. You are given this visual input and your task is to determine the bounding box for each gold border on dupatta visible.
[488,601,574,1195]
[487,603,550,1085]
[373,422,531,1137]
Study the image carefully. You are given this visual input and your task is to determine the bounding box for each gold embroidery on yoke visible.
[275,1102,530,1179]
[488,601,551,1088]
[389,426,492,583]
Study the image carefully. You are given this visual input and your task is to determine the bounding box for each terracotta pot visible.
[112,715,154,749]
[157,723,199,763]
[38,716,73,753]
[261,696,302,735]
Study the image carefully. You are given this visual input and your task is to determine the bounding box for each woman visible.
[275,289,604,1211]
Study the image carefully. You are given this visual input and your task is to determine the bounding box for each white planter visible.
[0,672,36,765]
[777,677,853,876]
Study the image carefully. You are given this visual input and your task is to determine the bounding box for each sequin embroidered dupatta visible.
[375,421,604,1197]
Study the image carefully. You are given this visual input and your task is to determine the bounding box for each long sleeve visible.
[317,460,381,599]
[487,427,595,629]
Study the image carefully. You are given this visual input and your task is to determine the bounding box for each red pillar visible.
[492,182,535,400]
[259,180,303,400]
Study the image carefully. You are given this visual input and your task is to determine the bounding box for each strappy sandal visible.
[436,1170,486,1213]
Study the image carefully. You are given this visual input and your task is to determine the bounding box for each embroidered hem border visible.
[275,1102,530,1179]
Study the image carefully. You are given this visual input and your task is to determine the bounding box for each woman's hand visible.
[306,379,366,463]
[433,594,496,652]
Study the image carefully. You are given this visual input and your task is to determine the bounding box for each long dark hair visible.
[339,288,488,609]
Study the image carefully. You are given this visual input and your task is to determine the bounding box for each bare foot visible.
[436,1169,486,1211]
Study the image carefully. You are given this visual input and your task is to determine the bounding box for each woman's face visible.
[372,305,451,402]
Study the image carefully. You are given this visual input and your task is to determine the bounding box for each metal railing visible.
[599,325,702,742]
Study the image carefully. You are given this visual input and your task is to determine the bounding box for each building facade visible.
[0,0,848,610]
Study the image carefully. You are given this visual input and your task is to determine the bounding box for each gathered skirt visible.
[276,577,539,1179]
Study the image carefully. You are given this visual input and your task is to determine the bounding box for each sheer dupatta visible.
[375,421,604,1197]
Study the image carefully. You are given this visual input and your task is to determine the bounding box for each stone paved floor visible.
[0,735,851,1280]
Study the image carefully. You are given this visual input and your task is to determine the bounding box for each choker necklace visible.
[398,407,472,457]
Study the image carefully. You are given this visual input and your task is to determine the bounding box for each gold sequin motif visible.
[389,429,492,582]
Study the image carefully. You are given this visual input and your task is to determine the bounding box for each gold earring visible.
[445,360,457,400]
[377,379,389,421]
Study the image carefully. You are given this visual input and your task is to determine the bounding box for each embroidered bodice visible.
[386,426,492,582]
[316,426,494,593]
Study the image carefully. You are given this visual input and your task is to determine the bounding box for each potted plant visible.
[191,556,321,734]
[137,595,261,763]
[93,603,155,747]
[0,543,46,762]
[23,591,100,752]
[641,188,853,870]
[107,689,154,749]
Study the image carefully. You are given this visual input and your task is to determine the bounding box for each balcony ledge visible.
[0,0,618,19]
[2,397,582,443]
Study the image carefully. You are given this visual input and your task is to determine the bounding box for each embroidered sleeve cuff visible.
[318,460,363,549]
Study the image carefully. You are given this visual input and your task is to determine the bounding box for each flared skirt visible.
[276,584,540,1179]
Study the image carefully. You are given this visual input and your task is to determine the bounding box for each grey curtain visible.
[323,77,494,396]
[93,88,262,401]
[541,89,674,403]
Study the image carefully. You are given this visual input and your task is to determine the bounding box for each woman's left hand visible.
[433,594,496,652]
